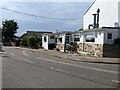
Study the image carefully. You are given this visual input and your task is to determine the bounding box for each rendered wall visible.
[83,0,119,29]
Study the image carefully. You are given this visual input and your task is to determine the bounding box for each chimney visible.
[92,14,97,28]
[96,8,100,28]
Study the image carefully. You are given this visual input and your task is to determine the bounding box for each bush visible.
[20,36,29,47]
[28,36,38,49]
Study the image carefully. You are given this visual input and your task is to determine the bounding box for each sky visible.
[0,1,93,36]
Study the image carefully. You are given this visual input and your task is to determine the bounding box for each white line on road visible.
[10,53,15,56]
[112,80,120,83]
[23,58,34,63]
[22,50,29,56]
[36,57,118,74]
[50,67,70,74]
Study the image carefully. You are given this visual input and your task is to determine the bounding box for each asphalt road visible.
[1,47,120,88]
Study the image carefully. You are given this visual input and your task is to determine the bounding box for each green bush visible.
[20,36,29,47]
[28,36,38,49]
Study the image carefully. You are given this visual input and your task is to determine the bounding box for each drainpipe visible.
[88,24,93,29]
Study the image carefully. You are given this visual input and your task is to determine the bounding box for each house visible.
[83,0,120,29]
[42,33,56,50]
[55,31,72,52]
[74,28,120,57]
[75,0,120,57]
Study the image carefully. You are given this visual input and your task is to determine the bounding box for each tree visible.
[2,20,19,45]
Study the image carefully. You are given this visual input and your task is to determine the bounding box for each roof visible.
[54,31,72,35]
[80,27,120,33]
[27,31,52,34]
[84,0,96,16]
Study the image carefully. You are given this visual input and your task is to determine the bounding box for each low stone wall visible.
[75,43,119,57]
[56,44,65,52]
[75,43,103,57]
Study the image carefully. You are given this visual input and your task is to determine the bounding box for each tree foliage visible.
[20,36,29,47]
[28,36,38,49]
[20,35,39,49]
[2,20,19,44]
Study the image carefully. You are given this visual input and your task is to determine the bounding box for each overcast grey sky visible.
[1,2,92,36]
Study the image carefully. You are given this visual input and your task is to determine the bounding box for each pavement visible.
[10,46,120,64]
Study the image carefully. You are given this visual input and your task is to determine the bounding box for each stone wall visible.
[56,44,65,52]
[75,43,119,57]
[75,43,103,57]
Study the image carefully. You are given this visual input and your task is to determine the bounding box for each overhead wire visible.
[1,7,83,21]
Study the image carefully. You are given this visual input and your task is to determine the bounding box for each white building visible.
[42,33,55,50]
[55,31,72,52]
[76,0,120,57]
[83,0,120,30]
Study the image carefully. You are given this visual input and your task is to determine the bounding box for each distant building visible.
[26,31,52,39]
[20,31,53,47]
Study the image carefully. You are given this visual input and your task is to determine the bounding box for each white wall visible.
[42,35,48,50]
[80,33,84,43]
[95,31,104,44]
[83,0,119,29]
[48,35,55,44]
[42,34,55,50]
[118,1,120,26]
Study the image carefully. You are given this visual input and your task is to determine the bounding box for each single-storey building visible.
[73,27,120,57]
[42,33,56,50]
[41,0,120,57]
[55,31,72,52]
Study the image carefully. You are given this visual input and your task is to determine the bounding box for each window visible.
[85,33,95,42]
[55,38,57,43]
[44,36,47,42]
[85,37,95,42]
[58,38,62,43]
[65,36,69,44]
[74,35,80,41]
[107,33,112,39]
[50,36,55,39]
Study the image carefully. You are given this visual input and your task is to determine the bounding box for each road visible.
[1,47,120,88]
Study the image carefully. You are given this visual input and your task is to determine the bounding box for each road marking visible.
[36,57,118,74]
[112,80,120,83]
[23,58,34,63]
[10,53,15,56]
[50,67,70,73]
[22,50,29,56]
